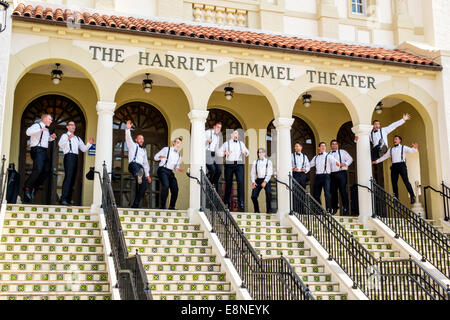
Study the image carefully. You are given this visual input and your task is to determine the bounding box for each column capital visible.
[188,109,209,122]
[96,101,116,116]
[273,117,295,130]
[352,124,373,136]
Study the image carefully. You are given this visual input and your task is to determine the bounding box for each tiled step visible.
[118,208,236,300]
[0,292,111,300]
[151,291,236,301]
[146,271,227,282]
[254,247,311,256]
[0,205,112,300]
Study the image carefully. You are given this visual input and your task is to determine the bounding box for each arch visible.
[112,101,169,209]
[287,82,362,125]
[110,61,196,110]
[206,106,246,132]
[205,76,282,118]
[19,94,87,205]
[8,41,105,100]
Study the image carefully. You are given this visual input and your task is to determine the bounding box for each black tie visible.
[373,130,379,133]
[234,140,238,143]
[296,153,301,156]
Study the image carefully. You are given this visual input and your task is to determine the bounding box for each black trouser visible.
[157,167,178,209]
[251,178,272,213]
[224,163,245,209]
[206,152,221,190]
[293,172,307,189]
[390,162,415,199]
[313,174,331,211]
[330,170,349,212]
[61,153,78,203]
[129,162,148,208]
[24,146,51,191]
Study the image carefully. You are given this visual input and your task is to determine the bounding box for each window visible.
[351,0,365,15]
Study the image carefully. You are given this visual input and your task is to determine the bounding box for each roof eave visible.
[11,15,443,72]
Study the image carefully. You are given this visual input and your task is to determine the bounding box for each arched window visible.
[19,95,86,205]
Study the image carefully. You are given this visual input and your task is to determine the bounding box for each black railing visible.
[98,163,152,300]
[423,182,450,222]
[371,180,450,278]
[0,155,6,204]
[286,175,448,300]
[194,169,314,300]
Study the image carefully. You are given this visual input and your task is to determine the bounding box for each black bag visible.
[85,167,95,180]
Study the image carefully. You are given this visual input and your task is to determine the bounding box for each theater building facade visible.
[0,0,449,229]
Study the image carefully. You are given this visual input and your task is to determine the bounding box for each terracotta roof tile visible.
[12,3,440,69]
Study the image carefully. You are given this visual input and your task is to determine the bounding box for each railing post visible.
[0,155,6,203]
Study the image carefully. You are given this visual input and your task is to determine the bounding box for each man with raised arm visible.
[125,120,151,208]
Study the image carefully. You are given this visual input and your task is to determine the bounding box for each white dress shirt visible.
[251,158,273,183]
[154,146,181,170]
[125,129,150,177]
[218,139,249,163]
[370,119,405,147]
[292,153,310,174]
[205,129,221,152]
[310,153,339,175]
[26,121,54,148]
[58,132,92,155]
[375,144,418,164]
[329,149,353,172]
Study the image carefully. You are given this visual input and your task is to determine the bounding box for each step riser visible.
[151,294,235,301]
[0,273,108,282]
[1,263,108,272]
[0,283,110,292]
[151,284,231,291]
[2,236,102,245]
[0,245,103,253]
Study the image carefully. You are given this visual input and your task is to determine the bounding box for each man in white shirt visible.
[329,140,353,215]
[251,148,273,213]
[125,120,152,208]
[372,135,418,204]
[310,142,342,214]
[292,142,310,189]
[58,121,94,206]
[205,121,222,190]
[218,129,249,211]
[154,137,184,209]
[23,114,57,204]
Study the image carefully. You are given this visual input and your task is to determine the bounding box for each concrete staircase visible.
[231,212,348,300]
[0,205,111,300]
[335,217,401,260]
[118,209,236,300]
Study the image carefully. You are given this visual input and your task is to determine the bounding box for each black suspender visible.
[338,150,342,171]
[164,147,171,168]
[132,143,139,162]
[390,145,405,162]
[38,123,43,147]
[256,159,269,180]
[371,128,384,145]
[293,153,306,169]
[228,140,243,161]
[315,154,329,174]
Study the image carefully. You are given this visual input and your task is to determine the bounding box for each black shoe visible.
[23,189,32,204]
[410,196,416,205]
[60,200,70,206]
[331,208,338,215]
[131,203,139,208]
[169,207,176,210]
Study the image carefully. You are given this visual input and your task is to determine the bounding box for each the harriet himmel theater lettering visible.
[89,46,377,88]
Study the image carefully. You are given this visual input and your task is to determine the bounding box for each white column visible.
[273,117,294,222]
[188,109,209,211]
[352,124,373,225]
[0,2,13,157]
[92,101,116,208]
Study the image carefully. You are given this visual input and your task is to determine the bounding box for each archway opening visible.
[113,102,169,208]
[206,81,275,212]
[19,94,86,205]
[370,96,433,215]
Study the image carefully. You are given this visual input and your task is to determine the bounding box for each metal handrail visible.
[423,183,450,222]
[98,163,152,300]
[192,169,314,300]
[286,175,448,300]
[371,179,449,278]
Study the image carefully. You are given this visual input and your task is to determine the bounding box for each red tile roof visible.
[12,3,441,70]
